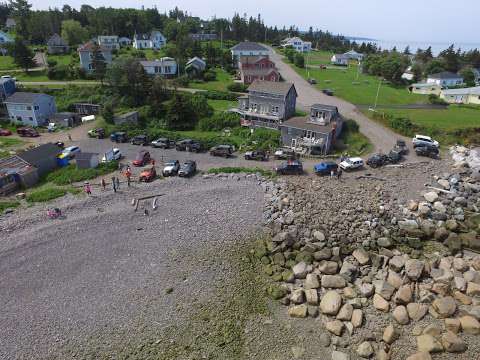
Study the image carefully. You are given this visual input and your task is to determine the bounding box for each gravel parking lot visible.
[0,176,264,359]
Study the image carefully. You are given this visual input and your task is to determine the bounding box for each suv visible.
[178,160,197,177]
[132,150,151,166]
[314,161,338,175]
[88,128,105,139]
[274,148,296,160]
[367,153,389,168]
[339,157,364,171]
[394,139,408,155]
[151,138,175,149]
[387,149,402,164]
[17,127,39,137]
[176,139,202,152]
[131,135,148,146]
[244,150,268,161]
[163,160,180,176]
[275,160,303,175]
[413,134,439,148]
[415,145,439,159]
[139,167,157,182]
[210,145,234,157]
[110,132,128,143]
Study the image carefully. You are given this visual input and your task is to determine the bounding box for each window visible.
[16,116,22,121]
[26,106,32,110]
[164,66,171,73]
[34,105,39,110]
[28,117,33,121]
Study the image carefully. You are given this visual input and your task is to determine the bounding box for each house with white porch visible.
[139,57,177,77]
[426,72,464,87]
[281,37,312,52]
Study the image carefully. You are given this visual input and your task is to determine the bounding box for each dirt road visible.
[268,46,409,154]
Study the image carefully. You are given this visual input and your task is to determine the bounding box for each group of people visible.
[83,165,134,195]
[330,168,343,180]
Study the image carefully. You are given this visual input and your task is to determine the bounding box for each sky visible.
[30,0,479,44]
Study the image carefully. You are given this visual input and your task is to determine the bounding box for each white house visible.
[343,49,364,62]
[408,83,442,95]
[426,71,464,87]
[97,35,120,50]
[118,37,132,47]
[440,86,480,105]
[186,57,206,72]
[281,37,312,52]
[0,31,13,45]
[331,54,349,66]
[139,57,177,77]
[4,92,57,127]
[230,42,269,66]
[133,30,166,50]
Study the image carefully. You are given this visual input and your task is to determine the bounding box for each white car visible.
[339,157,364,171]
[101,148,122,162]
[62,146,81,158]
[162,160,180,177]
[412,134,439,148]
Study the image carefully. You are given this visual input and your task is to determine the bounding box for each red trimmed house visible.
[238,56,280,84]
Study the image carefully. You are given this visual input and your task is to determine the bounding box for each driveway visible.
[268,47,409,154]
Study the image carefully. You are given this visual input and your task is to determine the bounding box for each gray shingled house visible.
[237,80,297,129]
[280,104,344,155]
[17,143,61,177]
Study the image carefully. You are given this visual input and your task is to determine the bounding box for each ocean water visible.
[366,40,480,56]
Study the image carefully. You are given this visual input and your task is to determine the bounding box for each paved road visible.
[268,47,409,154]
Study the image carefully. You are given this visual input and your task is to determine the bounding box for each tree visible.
[425,59,446,76]
[61,19,89,46]
[439,44,460,73]
[9,0,31,39]
[9,37,34,72]
[101,102,115,124]
[460,67,476,87]
[149,76,169,117]
[294,53,305,68]
[165,92,196,130]
[106,58,150,106]
[91,43,107,83]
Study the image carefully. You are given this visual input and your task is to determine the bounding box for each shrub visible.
[0,201,19,212]
[428,94,448,105]
[173,75,190,87]
[45,162,118,185]
[388,116,417,136]
[294,53,305,68]
[102,102,115,124]
[227,83,248,93]
[198,112,241,131]
[203,69,217,82]
[27,187,67,203]
[204,90,238,101]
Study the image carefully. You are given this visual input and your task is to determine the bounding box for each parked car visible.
[151,137,175,149]
[387,149,402,164]
[178,160,197,177]
[367,153,389,168]
[110,131,128,143]
[55,141,65,149]
[176,139,202,152]
[139,167,157,182]
[17,127,39,137]
[339,157,364,171]
[132,150,151,166]
[62,145,81,159]
[0,128,12,136]
[275,160,303,175]
[162,160,180,176]
[314,161,338,175]
[394,139,408,155]
[210,144,234,157]
[88,128,105,139]
[274,147,296,160]
[412,134,439,148]
[322,89,334,96]
[131,134,149,146]
[244,150,268,161]
[101,148,122,162]
[415,145,439,159]
[308,78,317,85]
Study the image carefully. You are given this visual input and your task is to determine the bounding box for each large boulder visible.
[320,290,342,315]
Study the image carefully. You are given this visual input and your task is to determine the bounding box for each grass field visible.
[208,99,237,112]
[47,53,75,66]
[0,70,50,81]
[189,68,234,92]
[0,56,17,71]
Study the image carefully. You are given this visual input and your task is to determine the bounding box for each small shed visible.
[17,143,61,177]
[74,103,101,115]
[114,111,139,126]
[50,112,81,128]
[76,152,99,169]
[0,155,38,195]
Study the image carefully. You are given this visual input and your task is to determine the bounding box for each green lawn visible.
[0,137,25,158]
[208,99,237,112]
[0,56,17,71]
[189,68,234,92]
[304,50,334,65]
[47,53,75,66]
[0,70,50,81]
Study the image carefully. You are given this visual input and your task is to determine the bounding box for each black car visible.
[210,144,234,157]
[110,132,128,143]
[176,139,202,152]
[387,149,402,164]
[308,78,317,85]
[415,145,439,158]
[151,137,175,149]
[322,89,334,96]
[367,153,389,168]
[244,150,268,161]
[394,139,408,155]
[131,135,149,146]
[275,160,303,175]
[178,160,197,177]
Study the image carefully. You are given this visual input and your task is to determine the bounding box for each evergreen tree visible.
[91,43,107,83]
[9,0,31,39]
[10,37,34,72]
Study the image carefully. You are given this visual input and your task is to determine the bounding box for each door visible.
[291,138,297,148]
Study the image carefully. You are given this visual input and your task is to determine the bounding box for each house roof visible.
[0,155,34,177]
[333,54,349,60]
[47,33,67,46]
[5,92,50,104]
[239,55,270,64]
[18,143,61,165]
[410,83,441,88]
[428,71,463,80]
[248,80,295,97]
[344,50,362,56]
[281,116,337,133]
[441,86,480,96]
[231,42,268,52]
[311,104,339,112]
[186,56,206,66]
[78,41,110,52]
[242,68,279,77]
[140,57,177,67]
[134,33,150,40]
[76,152,98,160]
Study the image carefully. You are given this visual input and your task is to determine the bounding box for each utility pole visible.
[371,78,383,111]
[264,28,267,43]
[220,29,223,50]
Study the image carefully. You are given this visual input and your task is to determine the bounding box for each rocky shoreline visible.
[256,147,480,359]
